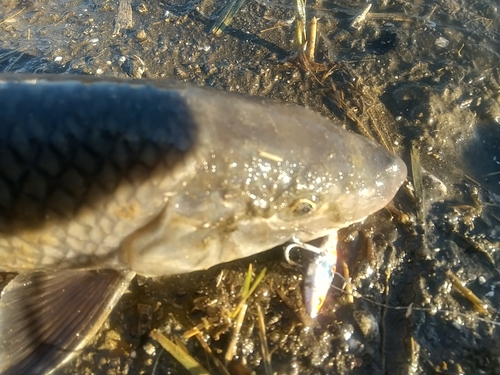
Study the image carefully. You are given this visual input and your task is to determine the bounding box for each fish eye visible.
[290,198,316,216]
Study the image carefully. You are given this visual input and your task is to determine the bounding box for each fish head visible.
[120,90,407,277]
[267,132,408,243]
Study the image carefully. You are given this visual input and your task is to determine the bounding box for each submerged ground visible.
[1,0,500,374]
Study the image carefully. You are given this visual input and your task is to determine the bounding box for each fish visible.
[0,74,407,374]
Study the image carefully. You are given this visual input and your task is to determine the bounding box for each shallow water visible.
[1,0,500,374]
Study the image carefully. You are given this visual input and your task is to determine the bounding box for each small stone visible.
[143,342,156,356]
[435,37,449,48]
[136,30,147,42]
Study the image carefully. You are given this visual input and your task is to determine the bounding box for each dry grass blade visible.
[150,329,210,375]
[294,0,307,47]
[274,287,311,326]
[482,171,500,177]
[183,316,221,339]
[225,303,248,362]
[194,334,232,375]
[351,4,372,30]
[0,7,25,25]
[210,0,248,36]
[241,263,253,297]
[305,17,319,62]
[341,260,353,304]
[446,270,490,316]
[231,266,267,319]
[256,304,273,375]
[381,244,396,375]
[325,69,396,153]
[183,264,267,372]
[113,0,133,34]
[410,141,425,225]
[225,265,266,363]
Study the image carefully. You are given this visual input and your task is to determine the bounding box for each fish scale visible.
[0,74,406,374]
[0,79,196,271]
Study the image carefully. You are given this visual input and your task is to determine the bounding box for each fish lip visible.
[291,228,342,243]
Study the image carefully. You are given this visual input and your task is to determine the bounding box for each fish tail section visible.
[0,269,135,375]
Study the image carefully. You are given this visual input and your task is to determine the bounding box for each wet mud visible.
[1,0,500,373]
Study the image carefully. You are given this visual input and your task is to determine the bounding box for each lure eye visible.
[290,198,316,216]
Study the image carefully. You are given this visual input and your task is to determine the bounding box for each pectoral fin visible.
[0,269,135,375]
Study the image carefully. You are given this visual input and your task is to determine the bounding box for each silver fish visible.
[285,234,338,318]
[0,74,406,374]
